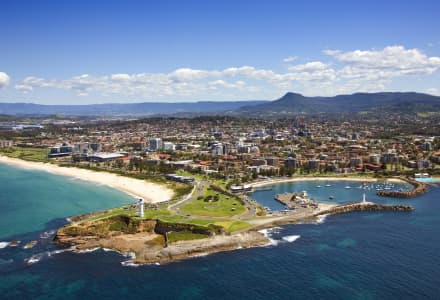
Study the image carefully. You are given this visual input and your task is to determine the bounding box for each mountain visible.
[1,92,439,117]
[0,101,267,116]
[237,92,440,115]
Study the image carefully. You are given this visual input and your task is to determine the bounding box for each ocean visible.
[1,164,439,299]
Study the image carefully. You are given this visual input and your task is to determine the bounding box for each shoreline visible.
[54,200,414,265]
[0,156,173,204]
[249,175,405,188]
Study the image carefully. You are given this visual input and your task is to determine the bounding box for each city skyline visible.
[1,0,440,104]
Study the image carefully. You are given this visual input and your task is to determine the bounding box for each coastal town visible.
[0,113,436,263]
[0,113,439,181]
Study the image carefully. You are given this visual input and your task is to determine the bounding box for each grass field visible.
[167,231,208,243]
[180,186,247,217]
[0,146,49,162]
[213,220,252,232]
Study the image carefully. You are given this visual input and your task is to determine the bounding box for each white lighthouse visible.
[362,193,366,203]
[138,198,145,218]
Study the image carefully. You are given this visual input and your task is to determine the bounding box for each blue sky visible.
[0,0,439,104]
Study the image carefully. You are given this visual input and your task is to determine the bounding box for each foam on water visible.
[0,242,10,249]
[282,235,301,243]
[40,230,56,239]
[259,228,281,246]
[77,247,100,254]
[25,253,44,265]
[121,261,141,267]
[316,214,329,224]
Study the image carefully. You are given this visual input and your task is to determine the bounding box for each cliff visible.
[54,214,269,264]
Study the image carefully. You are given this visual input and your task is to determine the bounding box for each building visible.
[165,174,195,183]
[422,142,432,151]
[308,159,320,170]
[149,138,163,151]
[211,143,224,156]
[285,156,297,170]
[0,140,13,147]
[48,143,73,158]
[369,154,380,164]
[163,142,175,152]
[265,157,279,167]
[350,157,362,168]
[87,152,125,162]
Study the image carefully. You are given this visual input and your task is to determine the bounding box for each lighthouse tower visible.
[138,198,145,218]
[362,193,366,203]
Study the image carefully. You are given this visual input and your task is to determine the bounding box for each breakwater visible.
[316,202,414,216]
[377,178,428,198]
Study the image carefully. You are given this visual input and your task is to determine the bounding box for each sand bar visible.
[0,156,173,203]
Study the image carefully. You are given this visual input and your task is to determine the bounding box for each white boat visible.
[345,186,351,189]
[325,184,331,187]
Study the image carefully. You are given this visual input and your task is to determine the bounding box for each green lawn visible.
[213,220,252,232]
[167,231,208,243]
[180,186,247,217]
[0,146,49,162]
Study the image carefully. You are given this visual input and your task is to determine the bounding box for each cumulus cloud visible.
[324,45,440,78]
[426,88,440,96]
[0,72,10,88]
[283,56,298,63]
[288,61,329,72]
[13,46,440,98]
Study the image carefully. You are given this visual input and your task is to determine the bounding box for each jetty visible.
[316,202,414,216]
[274,191,318,209]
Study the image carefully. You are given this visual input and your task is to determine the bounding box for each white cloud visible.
[15,84,33,92]
[426,88,440,96]
[288,61,329,72]
[283,56,298,63]
[324,46,440,77]
[0,72,10,88]
[13,45,440,98]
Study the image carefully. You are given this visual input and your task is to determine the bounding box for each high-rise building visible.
[149,138,163,151]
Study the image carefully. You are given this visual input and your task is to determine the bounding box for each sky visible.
[0,0,440,104]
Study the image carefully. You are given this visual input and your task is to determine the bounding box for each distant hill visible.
[0,101,267,116]
[237,92,440,115]
[1,92,439,117]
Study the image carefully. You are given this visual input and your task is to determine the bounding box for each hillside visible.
[237,92,440,115]
[0,101,267,116]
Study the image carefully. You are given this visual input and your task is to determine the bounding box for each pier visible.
[274,191,318,209]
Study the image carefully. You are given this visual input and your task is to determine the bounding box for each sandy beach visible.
[250,175,404,188]
[0,156,173,203]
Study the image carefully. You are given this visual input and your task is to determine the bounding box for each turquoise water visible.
[250,180,413,211]
[416,177,440,183]
[0,164,134,239]
[1,165,440,299]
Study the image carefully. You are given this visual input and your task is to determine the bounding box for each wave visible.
[24,247,75,265]
[0,242,10,249]
[121,261,141,267]
[77,247,100,254]
[25,253,44,265]
[40,230,56,239]
[282,235,301,243]
[258,228,281,246]
[316,214,329,224]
